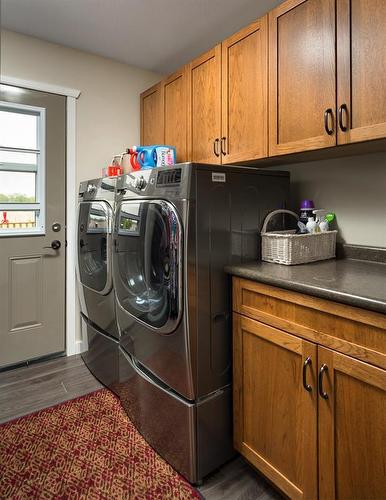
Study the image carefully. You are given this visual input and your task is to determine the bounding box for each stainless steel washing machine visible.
[112,163,290,483]
[77,177,119,392]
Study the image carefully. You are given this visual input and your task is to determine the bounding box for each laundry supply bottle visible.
[299,200,315,225]
[121,149,132,174]
[306,217,318,233]
[313,209,329,232]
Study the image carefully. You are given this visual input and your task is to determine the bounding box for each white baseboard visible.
[67,338,87,356]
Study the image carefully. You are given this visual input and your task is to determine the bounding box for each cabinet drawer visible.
[233,277,386,370]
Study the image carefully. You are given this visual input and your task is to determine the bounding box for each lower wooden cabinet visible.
[233,314,318,500]
[318,347,386,500]
[233,282,386,500]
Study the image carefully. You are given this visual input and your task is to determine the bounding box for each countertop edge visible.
[225,266,386,316]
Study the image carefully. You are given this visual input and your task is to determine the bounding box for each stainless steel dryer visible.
[113,163,289,483]
[77,177,119,392]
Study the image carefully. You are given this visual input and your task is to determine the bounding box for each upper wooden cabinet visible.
[221,16,268,163]
[140,0,386,163]
[140,70,189,162]
[187,45,222,164]
[269,0,337,156]
[187,17,269,165]
[140,82,164,146]
[337,0,386,144]
[163,67,188,163]
[269,0,386,155]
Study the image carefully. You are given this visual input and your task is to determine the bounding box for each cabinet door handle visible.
[221,137,227,156]
[213,138,220,157]
[318,363,329,399]
[338,104,349,132]
[324,108,334,136]
[302,356,312,392]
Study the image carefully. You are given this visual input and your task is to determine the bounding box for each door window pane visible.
[0,109,38,149]
[0,171,36,203]
[0,102,44,235]
[0,210,37,231]
[0,150,38,168]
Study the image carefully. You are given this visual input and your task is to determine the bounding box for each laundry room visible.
[1,1,386,499]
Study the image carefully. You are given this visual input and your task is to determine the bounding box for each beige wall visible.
[1,30,162,345]
[278,151,386,248]
[1,30,162,184]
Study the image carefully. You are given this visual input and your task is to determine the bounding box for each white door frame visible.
[1,75,82,356]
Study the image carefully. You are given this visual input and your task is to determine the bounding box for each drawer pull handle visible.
[324,108,334,136]
[302,356,312,392]
[318,363,329,399]
[338,103,349,132]
[213,138,220,157]
[221,137,227,156]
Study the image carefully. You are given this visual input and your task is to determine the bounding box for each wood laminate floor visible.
[0,354,283,500]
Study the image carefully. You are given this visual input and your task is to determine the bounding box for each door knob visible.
[44,240,61,250]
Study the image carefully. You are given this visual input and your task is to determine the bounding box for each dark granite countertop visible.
[225,256,386,315]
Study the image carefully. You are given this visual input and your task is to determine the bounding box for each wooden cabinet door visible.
[163,67,188,162]
[140,82,164,145]
[221,16,268,163]
[188,45,222,164]
[234,314,318,500]
[318,347,386,500]
[268,0,336,156]
[337,0,386,144]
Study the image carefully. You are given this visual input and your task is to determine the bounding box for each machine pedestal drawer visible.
[80,315,120,394]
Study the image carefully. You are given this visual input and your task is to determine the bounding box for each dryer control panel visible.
[156,168,182,186]
[119,165,189,199]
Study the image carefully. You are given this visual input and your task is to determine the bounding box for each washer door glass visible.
[114,200,182,332]
[78,201,112,294]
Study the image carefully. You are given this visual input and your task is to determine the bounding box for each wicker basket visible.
[261,209,337,265]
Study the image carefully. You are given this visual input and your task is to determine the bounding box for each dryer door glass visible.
[78,201,112,294]
[114,200,182,332]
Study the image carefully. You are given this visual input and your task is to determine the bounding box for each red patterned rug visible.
[0,389,200,499]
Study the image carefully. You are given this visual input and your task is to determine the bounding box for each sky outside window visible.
[0,109,38,150]
[0,107,39,204]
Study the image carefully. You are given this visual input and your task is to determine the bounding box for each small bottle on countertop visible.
[313,209,329,232]
[299,200,315,225]
[306,217,318,233]
[313,210,336,232]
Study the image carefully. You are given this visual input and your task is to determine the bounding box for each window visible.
[0,101,45,236]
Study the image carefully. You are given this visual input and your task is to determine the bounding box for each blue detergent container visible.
[137,145,176,169]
